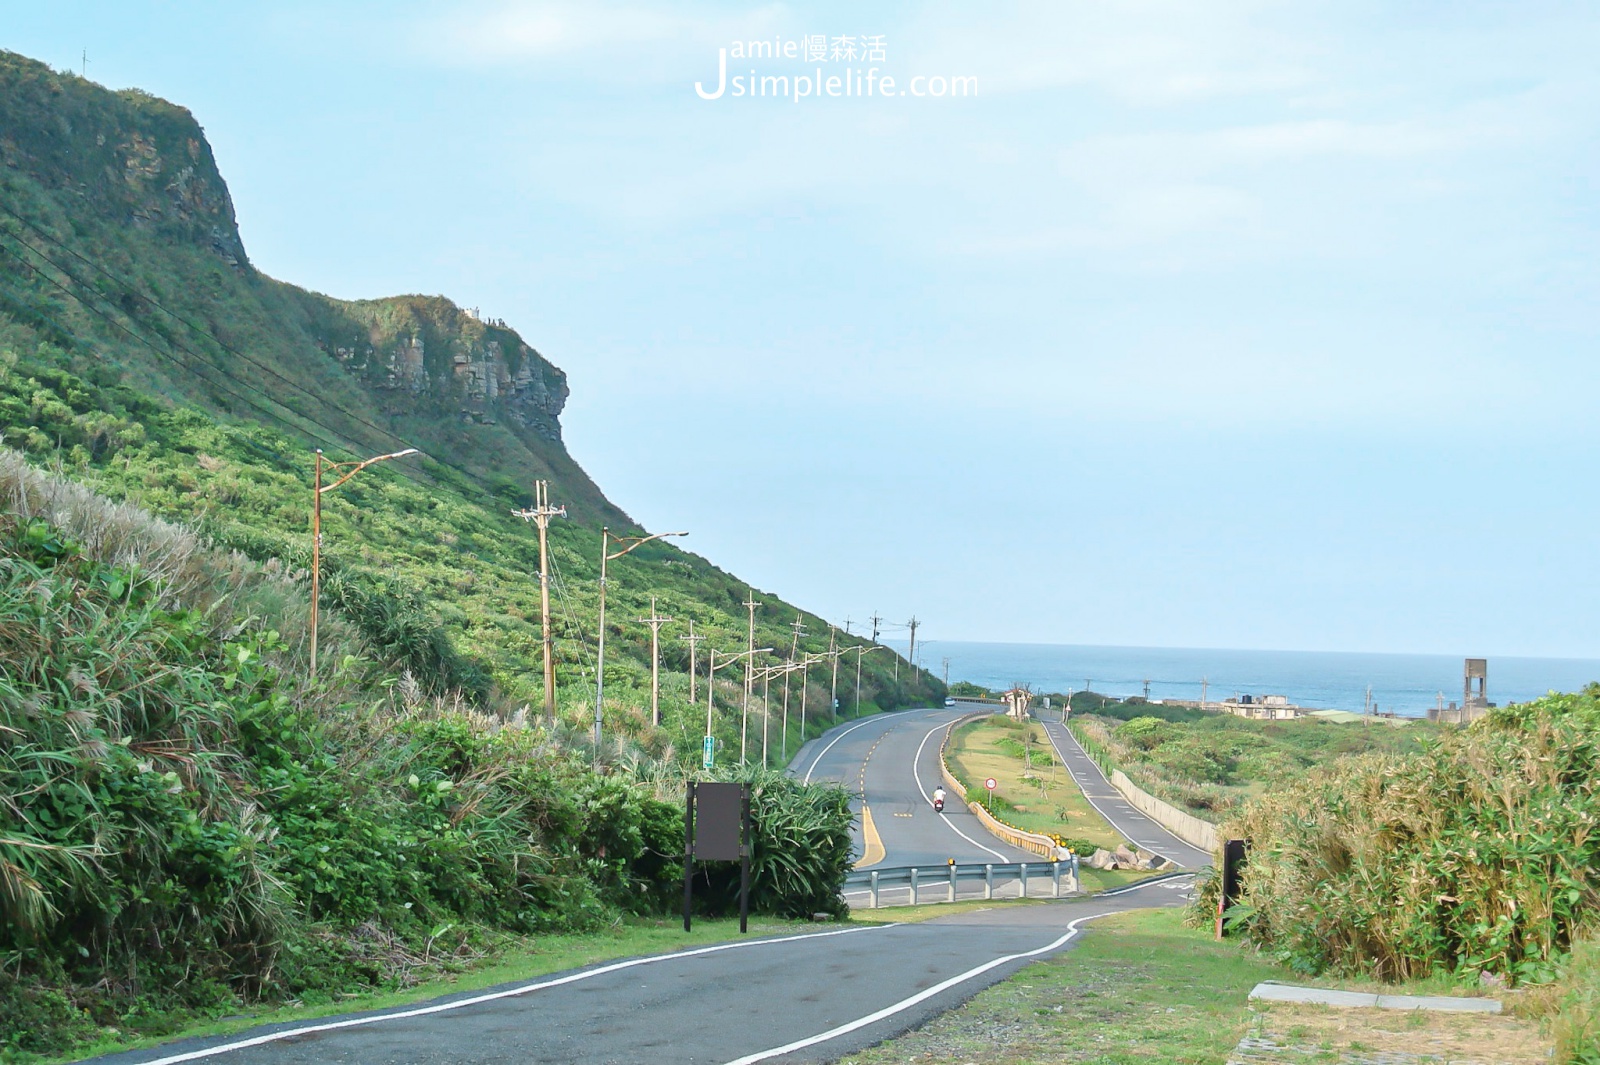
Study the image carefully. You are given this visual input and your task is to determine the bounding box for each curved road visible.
[789,703,1035,867]
[81,878,1193,1065]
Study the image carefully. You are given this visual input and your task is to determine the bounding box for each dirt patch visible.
[1233,1002,1551,1065]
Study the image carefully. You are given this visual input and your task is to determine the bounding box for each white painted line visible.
[129,925,893,1065]
[802,715,890,784]
[1040,723,1198,868]
[912,722,1010,862]
[721,911,1114,1065]
[1097,873,1193,898]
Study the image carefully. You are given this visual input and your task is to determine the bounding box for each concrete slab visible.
[1248,982,1502,1014]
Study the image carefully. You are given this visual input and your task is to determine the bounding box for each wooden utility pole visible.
[744,590,759,757]
[869,613,882,643]
[682,620,704,704]
[828,627,840,717]
[637,597,673,727]
[906,616,920,673]
[780,617,805,761]
[1200,676,1208,710]
[512,480,566,722]
[942,656,951,686]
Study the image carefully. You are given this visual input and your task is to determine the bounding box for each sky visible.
[6,2,1599,657]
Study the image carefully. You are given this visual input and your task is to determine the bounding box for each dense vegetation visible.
[0,456,852,1058]
[1070,701,1429,820]
[0,48,880,1059]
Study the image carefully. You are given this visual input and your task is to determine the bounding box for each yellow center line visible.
[855,803,886,868]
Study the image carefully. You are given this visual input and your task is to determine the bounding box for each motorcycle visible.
[933,796,945,813]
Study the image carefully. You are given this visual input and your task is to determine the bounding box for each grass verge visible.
[838,907,1550,1065]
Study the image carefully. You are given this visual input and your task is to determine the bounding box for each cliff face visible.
[0,49,620,522]
[0,55,247,267]
[315,295,570,443]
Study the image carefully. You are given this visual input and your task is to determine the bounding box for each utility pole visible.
[744,590,759,759]
[942,656,951,687]
[780,617,805,762]
[681,620,704,703]
[636,597,673,727]
[1200,676,1208,711]
[906,616,919,676]
[1143,678,1151,701]
[842,615,852,636]
[870,613,882,644]
[828,627,840,718]
[512,480,566,723]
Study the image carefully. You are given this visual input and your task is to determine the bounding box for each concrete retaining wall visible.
[1108,769,1220,854]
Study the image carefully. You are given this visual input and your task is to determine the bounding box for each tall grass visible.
[1219,690,1600,985]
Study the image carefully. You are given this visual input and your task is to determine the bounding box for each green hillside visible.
[0,47,942,759]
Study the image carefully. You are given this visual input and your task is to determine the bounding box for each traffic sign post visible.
[984,776,997,812]
[682,781,751,934]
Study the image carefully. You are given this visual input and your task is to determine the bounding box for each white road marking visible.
[912,721,1010,862]
[721,911,1115,1065]
[1098,873,1194,898]
[802,715,889,784]
[129,926,893,1065]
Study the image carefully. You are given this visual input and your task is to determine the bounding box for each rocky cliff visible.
[0,49,618,521]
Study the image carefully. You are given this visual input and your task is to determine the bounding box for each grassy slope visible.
[0,48,942,751]
[1071,702,1432,820]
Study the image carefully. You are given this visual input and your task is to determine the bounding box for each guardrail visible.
[843,860,1080,908]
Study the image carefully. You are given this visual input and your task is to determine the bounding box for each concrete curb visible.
[1249,982,1503,1014]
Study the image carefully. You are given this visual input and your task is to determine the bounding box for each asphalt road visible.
[1038,717,1215,868]
[789,703,1035,867]
[81,877,1195,1065]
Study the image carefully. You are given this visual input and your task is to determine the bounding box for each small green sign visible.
[702,735,715,769]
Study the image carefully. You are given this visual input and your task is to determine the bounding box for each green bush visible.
[1218,689,1600,985]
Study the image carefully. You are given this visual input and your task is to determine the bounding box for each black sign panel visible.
[694,783,744,861]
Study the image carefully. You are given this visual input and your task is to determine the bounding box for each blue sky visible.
[7,2,1599,656]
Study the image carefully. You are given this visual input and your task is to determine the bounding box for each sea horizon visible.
[881,638,1600,718]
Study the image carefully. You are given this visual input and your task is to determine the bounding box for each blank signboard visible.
[694,783,744,861]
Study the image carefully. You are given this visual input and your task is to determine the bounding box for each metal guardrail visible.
[842,861,1080,908]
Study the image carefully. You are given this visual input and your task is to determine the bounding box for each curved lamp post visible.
[594,527,687,761]
[311,447,418,677]
[853,643,891,718]
[707,646,771,765]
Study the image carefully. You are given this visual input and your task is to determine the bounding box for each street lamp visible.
[707,646,771,765]
[797,650,843,750]
[853,644,891,718]
[594,526,687,761]
[311,447,418,677]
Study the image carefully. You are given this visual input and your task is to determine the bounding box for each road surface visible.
[1038,717,1215,868]
[789,703,1035,867]
[80,877,1194,1065]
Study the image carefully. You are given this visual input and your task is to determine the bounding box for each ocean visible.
[884,640,1600,719]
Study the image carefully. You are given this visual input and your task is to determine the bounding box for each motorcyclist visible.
[932,786,946,811]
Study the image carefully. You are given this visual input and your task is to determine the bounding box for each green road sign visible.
[702,735,715,769]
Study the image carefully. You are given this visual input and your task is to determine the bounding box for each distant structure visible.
[1220,693,1305,721]
[1427,658,1493,725]
[1002,687,1031,721]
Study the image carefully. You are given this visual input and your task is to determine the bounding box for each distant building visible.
[1221,693,1304,720]
[1428,659,1493,725]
